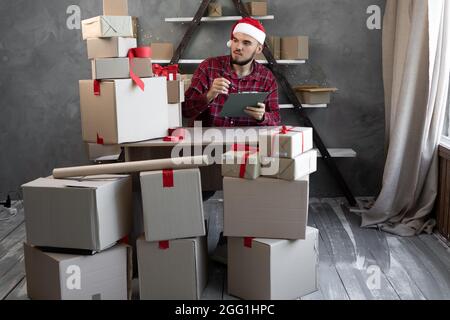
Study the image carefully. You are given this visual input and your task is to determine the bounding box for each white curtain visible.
[361,0,450,236]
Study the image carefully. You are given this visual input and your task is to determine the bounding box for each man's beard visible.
[231,50,257,66]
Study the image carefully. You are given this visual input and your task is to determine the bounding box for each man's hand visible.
[207,78,231,102]
[245,103,266,121]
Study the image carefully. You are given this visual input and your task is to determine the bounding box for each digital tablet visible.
[220,92,270,118]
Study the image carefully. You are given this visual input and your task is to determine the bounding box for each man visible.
[182,18,282,264]
[182,17,281,127]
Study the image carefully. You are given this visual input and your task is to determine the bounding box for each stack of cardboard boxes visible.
[79,0,184,147]
[222,127,320,300]
[21,0,188,300]
[137,168,208,300]
[22,174,133,300]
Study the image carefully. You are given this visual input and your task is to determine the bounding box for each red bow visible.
[128,47,152,91]
[153,64,179,80]
[231,144,259,179]
[269,126,305,156]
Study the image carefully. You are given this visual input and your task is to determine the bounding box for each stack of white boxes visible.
[137,168,208,300]
[22,175,133,300]
[222,126,320,300]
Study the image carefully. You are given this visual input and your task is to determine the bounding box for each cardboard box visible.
[221,150,260,180]
[87,37,137,59]
[168,103,182,128]
[259,127,314,159]
[24,243,132,300]
[137,236,208,300]
[261,149,317,181]
[151,43,174,60]
[208,3,222,17]
[256,36,281,60]
[85,143,122,162]
[281,36,309,60]
[79,77,169,144]
[294,86,338,104]
[82,16,136,40]
[140,168,205,242]
[22,175,132,252]
[167,80,185,104]
[91,58,153,80]
[224,176,309,239]
[103,0,128,16]
[244,2,268,16]
[228,227,319,300]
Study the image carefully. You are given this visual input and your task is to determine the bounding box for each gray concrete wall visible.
[0,0,385,199]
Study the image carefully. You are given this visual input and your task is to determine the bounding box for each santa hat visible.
[226,17,266,48]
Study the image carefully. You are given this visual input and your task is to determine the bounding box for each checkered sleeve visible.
[182,61,211,119]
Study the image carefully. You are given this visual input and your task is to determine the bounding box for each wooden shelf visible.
[165,15,275,22]
[153,59,306,64]
[316,148,357,158]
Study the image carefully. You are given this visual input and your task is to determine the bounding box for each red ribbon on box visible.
[128,47,152,91]
[159,241,170,250]
[163,128,186,142]
[162,169,174,188]
[231,144,259,179]
[269,126,305,157]
[93,80,101,96]
[96,133,104,145]
[244,237,254,248]
[119,235,130,245]
[153,64,179,80]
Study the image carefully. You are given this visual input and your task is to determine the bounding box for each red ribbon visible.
[119,235,129,245]
[94,80,101,96]
[159,241,170,250]
[163,128,186,142]
[97,133,104,145]
[162,169,174,188]
[231,144,259,179]
[244,237,254,248]
[163,136,181,142]
[153,64,179,80]
[128,47,152,91]
[168,128,186,140]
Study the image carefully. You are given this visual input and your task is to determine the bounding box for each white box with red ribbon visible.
[86,37,137,59]
[91,57,153,80]
[259,126,313,159]
[221,144,261,180]
[227,227,319,300]
[79,77,169,144]
[223,176,309,239]
[140,168,206,242]
[260,149,318,181]
[137,236,208,300]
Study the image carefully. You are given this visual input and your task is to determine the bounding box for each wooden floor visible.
[1,196,449,300]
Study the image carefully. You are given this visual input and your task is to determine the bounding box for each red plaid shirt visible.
[182,55,281,127]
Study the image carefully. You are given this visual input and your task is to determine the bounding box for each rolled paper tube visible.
[52,155,209,179]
